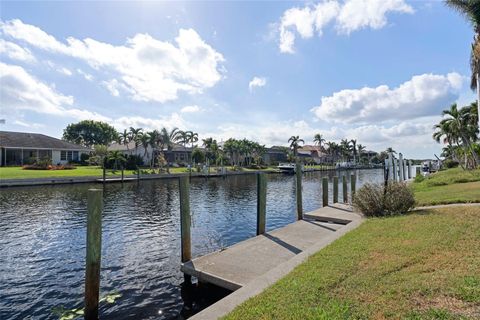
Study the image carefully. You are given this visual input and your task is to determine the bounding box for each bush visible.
[414,174,425,183]
[125,155,143,170]
[353,182,415,217]
[443,159,459,169]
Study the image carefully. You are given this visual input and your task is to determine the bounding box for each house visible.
[108,141,195,165]
[0,131,91,166]
[262,146,288,165]
[297,145,329,164]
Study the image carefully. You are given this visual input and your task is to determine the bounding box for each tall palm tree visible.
[147,130,161,168]
[119,129,132,154]
[357,144,366,164]
[161,127,180,173]
[386,147,397,155]
[288,135,304,159]
[313,133,325,150]
[129,127,143,156]
[350,139,357,164]
[340,139,351,162]
[107,150,126,171]
[446,0,480,128]
[139,133,150,164]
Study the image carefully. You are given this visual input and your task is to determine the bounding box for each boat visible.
[277,163,298,174]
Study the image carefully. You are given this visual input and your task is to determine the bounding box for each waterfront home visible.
[262,146,288,165]
[0,131,91,166]
[297,145,329,164]
[108,141,195,166]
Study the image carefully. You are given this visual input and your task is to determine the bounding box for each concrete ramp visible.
[181,204,361,291]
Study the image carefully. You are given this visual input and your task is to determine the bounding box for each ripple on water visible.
[0,169,383,319]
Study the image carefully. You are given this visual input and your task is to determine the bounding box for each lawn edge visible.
[190,217,364,320]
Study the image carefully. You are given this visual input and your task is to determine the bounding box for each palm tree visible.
[161,127,180,173]
[340,139,351,162]
[350,139,357,164]
[147,130,161,168]
[385,147,397,155]
[357,144,366,164]
[107,150,126,171]
[288,135,304,160]
[446,0,480,128]
[139,133,150,164]
[313,133,325,150]
[118,129,132,154]
[129,127,143,156]
[437,103,478,167]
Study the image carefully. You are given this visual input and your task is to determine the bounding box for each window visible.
[67,151,73,161]
[73,151,79,161]
[60,151,67,161]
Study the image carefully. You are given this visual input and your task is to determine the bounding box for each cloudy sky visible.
[0,0,475,158]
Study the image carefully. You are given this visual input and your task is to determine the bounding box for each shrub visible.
[414,174,425,183]
[353,182,415,217]
[443,159,459,169]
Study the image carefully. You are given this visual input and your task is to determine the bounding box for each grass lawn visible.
[225,206,480,320]
[0,166,137,179]
[0,165,278,180]
[412,168,480,206]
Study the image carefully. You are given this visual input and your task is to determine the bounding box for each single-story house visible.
[262,147,288,165]
[0,131,91,166]
[108,141,196,165]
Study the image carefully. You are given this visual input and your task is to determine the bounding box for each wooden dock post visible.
[351,174,356,200]
[179,176,191,282]
[333,176,338,203]
[342,175,348,203]
[322,177,328,207]
[407,160,412,179]
[256,173,266,235]
[102,166,106,184]
[137,166,140,181]
[296,162,303,220]
[399,153,404,181]
[121,168,124,183]
[85,189,103,320]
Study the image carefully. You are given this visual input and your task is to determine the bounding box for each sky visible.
[0,0,476,159]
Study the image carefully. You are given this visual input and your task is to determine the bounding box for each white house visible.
[0,131,91,166]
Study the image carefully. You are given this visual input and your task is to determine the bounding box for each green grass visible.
[225,206,480,320]
[412,168,480,206]
[0,166,139,179]
[0,165,278,180]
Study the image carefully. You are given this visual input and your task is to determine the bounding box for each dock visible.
[181,203,361,291]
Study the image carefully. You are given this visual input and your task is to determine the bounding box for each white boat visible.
[277,163,298,174]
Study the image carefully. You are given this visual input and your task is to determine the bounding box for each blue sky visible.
[0,0,475,158]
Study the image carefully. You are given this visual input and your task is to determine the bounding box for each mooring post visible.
[351,174,356,201]
[102,166,106,184]
[85,189,103,320]
[322,177,328,207]
[407,160,412,179]
[121,168,124,183]
[137,166,140,181]
[333,176,338,203]
[342,175,348,203]
[256,173,267,235]
[179,176,191,282]
[296,162,303,220]
[398,153,404,181]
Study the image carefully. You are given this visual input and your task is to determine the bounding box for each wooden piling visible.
[121,168,124,183]
[351,174,356,200]
[256,173,267,235]
[296,162,303,220]
[102,166,106,184]
[85,189,103,320]
[342,175,348,203]
[322,177,328,207]
[137,166,140,181]
[179,176,191,263]
[407,160,412,179]
[333,176,338,203]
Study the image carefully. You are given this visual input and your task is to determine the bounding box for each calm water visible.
[0,169,383,320]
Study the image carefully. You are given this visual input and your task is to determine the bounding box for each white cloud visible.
[112,113,189,132]
[311,72,463,124]
[0,62,109,121]
[180,105,201,113]
[278,0,413,53]
[102,79,120,96]
[57,67,72,76]
[76,68,94,81]
[0,39,36,62]
[1,19,225,103]
[249,76,267,91]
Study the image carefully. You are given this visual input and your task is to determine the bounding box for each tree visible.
[162,127,181,173]
[350,139,357,164]
[129,127,143,156]
[446,0,480,129]
[313,133,325,150]
[118,129,132,154]
[385,147,397,155]
[288,135,304,159]
[107,150,126,171]
[357,144,366,163]
[63,120,118,147]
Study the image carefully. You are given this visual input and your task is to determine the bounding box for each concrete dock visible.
[181,203,362,291]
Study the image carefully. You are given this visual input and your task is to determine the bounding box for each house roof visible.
[0,131,91,151]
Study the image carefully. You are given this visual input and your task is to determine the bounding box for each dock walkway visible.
[181,203,362,291]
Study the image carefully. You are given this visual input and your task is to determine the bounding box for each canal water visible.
[0,169,383,320]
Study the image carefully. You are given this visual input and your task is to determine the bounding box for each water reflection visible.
[0,169,383,319]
